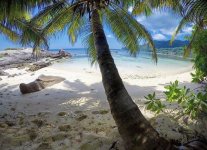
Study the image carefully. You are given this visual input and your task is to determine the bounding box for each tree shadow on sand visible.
[0,78,206,149]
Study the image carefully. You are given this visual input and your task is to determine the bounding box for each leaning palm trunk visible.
[91,9,175,150]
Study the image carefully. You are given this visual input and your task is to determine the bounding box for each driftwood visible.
[19,75,65,94]
[28,62,52,72]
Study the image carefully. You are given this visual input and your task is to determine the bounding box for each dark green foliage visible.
[183,92,207,119]
[164,80,181,102]
[191,70,205,83]
[164,80,191,104]
[144,92,165,114]
[189,28,207,83]
[145,80,207,119]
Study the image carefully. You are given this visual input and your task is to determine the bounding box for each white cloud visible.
[159,28,175,36]
[106,34,113,38]
[135,11,193,40]
[182,26,192,34]
[153,33,167,40]
[136,16,146,22]
[128,6,133,13]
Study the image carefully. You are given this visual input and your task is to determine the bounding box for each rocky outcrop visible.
[19,75,65,94]
[49,50,72,59]
[0,49,72,69]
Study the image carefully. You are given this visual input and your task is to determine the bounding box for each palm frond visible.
[30,1,67,26]
[132,1,152,16]
[18,20,48,52]
[0,23,19,41]
[183,26,199,58]
[105,4,157,62]
[67,14,85,44]
[83,28,97,65]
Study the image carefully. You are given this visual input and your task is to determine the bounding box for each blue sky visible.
[0,10,192,50]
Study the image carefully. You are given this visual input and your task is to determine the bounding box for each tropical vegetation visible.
[145,80,207,119]
[1,0,207,149]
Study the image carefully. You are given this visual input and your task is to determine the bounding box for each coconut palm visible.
[0,0,53,44]
[22,0,178,149]
[171,0,207,57]
[132,0,207,57]
[1,0,207,149]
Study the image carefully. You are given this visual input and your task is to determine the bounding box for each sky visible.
[0,10,192,50]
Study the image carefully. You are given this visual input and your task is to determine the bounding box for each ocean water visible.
[50,48,193,78]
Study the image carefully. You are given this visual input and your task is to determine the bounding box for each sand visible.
[0,52,206,149]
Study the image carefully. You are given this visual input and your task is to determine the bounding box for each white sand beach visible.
[0,49,206,150]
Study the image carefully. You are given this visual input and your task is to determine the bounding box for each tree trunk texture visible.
[91,9,175,150]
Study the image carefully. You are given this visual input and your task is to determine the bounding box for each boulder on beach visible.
[19,75,65,94]
[50,49,72,59]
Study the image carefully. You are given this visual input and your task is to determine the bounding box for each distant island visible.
[122,40,190,58]
[154,40,189,49]
[122,40,189,50]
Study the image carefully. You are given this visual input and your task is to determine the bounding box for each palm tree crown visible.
[23,0,157,62]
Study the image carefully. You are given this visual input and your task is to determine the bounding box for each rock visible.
[20,81,44,94]
[50,50,72,59]
[20,75,65,94]
[28,62,52,72]
[0,70,9,76]
[58,124,71,132]
[0,77,2,80]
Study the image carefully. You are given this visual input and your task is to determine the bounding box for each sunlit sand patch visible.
[60,97,90,106]
[59,97,100,109]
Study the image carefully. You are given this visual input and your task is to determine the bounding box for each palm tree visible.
[2,0,207,149]
[132,0,207,57]
[22,0,176,149]
[171,0,207,57]
[0,0,52,52]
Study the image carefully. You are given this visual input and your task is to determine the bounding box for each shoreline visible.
[0,49,206,150]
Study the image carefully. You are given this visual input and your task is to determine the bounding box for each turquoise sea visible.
[50,48,193,78]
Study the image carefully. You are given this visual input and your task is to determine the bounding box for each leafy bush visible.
[164,80,181,102]
[145,80,207,119]
[188,27,207,82]
[191,70,205,83]
[164,80,191,104]
[144,92,165,114]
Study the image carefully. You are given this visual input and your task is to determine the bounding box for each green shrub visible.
[191,70,205,83]
[145,80,207,119]
[188,27,207,82]
[144,92,165,114]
